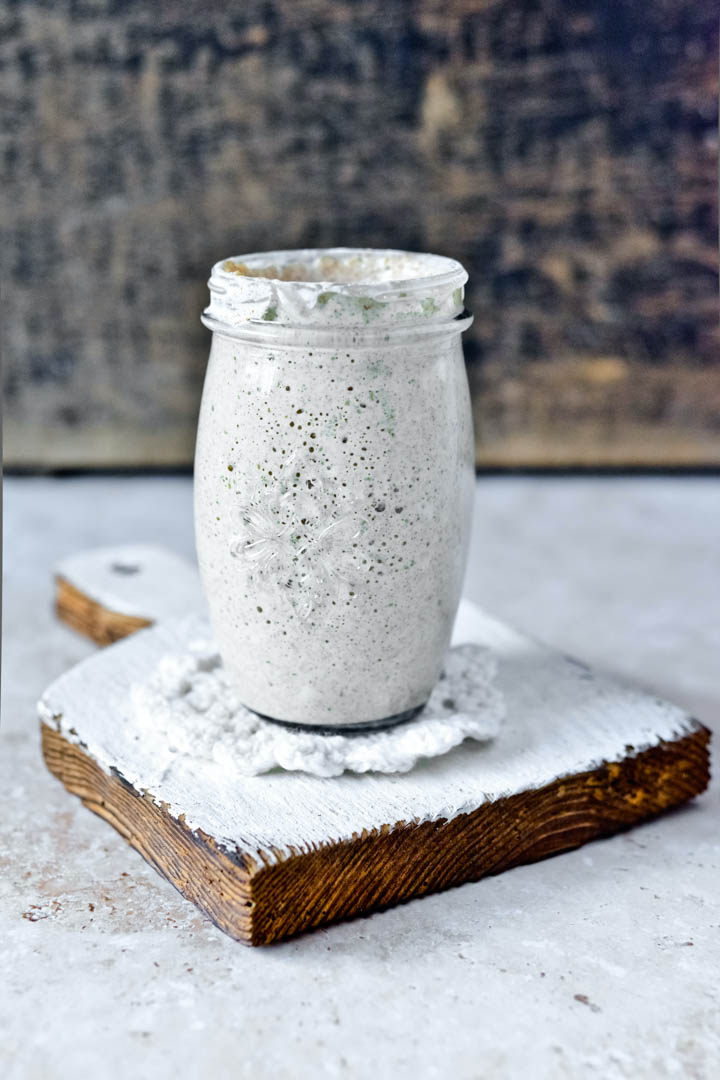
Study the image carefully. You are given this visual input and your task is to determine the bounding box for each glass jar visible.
[195,248,474,731]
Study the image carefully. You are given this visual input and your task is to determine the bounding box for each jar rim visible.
[203,247,469,333]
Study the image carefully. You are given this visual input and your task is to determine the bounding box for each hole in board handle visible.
[111,562,141,576]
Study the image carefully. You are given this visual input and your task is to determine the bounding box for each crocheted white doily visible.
[130,636,505,778]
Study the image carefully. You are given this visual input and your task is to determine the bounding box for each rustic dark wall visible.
[2,0,718,468]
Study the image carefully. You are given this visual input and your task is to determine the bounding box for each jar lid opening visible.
[203,247,468,332]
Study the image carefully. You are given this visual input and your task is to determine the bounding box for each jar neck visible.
[202,247,470,339]
[202,310,473,350]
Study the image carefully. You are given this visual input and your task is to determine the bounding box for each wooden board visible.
[43,549,711,945]
[55,544,204,646]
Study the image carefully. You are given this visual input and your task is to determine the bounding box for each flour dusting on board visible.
[129,634,504,778]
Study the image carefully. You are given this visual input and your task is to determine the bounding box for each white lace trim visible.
[130,639,505,778]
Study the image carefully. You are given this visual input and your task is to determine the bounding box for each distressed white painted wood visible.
[39,593,699,863]
[55,544,205,621]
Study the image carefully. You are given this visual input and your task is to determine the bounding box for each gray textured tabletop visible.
[2,476,718,1079]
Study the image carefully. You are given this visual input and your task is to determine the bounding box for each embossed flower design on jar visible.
[229,451,369,619]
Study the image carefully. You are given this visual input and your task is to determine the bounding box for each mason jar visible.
[195,248,474,731]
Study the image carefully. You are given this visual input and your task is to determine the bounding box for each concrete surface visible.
[2,475,719,1079]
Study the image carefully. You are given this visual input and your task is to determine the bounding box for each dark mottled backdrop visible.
[2,0,718,468]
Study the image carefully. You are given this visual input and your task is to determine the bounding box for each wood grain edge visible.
[41,720,711,947]
[55,575,152,646]
[249,727,711,944]
[41,722,256,943]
